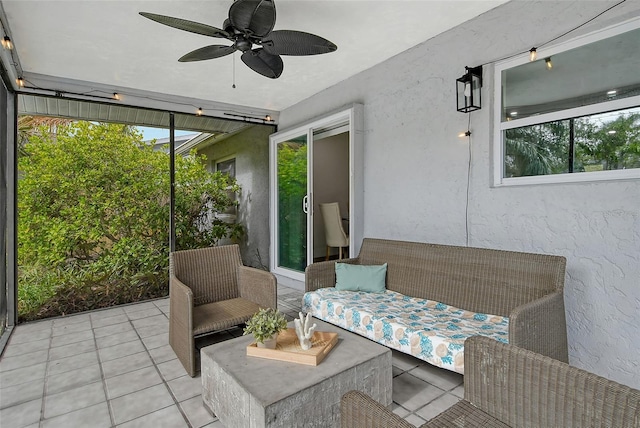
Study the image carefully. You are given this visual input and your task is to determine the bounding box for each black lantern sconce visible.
[456,66,483,113]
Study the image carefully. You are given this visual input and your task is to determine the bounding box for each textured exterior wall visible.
[198,125,274,270]
[278,1,640,389]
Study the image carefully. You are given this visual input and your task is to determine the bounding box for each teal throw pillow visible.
[335,263,388,293]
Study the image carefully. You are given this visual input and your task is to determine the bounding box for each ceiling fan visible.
[140,0,337,79]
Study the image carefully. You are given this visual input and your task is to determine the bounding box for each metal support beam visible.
[169,113,176,253]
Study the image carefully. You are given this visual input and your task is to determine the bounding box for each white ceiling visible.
[1,0,508,113]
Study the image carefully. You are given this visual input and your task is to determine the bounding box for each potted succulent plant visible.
[243,308,288,349]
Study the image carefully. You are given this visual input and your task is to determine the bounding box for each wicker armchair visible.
[169,244,277,377]
[341,336,640,428]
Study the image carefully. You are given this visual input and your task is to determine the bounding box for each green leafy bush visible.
[17,121,243,321]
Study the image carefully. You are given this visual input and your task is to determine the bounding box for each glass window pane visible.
[501,28,640,121]
[504,121,570,177]
[503,106,640,177]
[574,108,640,172]
[277,136,307,272]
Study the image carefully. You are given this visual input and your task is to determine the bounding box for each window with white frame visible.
[215,156,237,216]
[493,20,640,186]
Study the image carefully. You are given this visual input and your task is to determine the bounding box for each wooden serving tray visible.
[246,328,338,366]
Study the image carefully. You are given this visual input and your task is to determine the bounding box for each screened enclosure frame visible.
[1,90,260,350]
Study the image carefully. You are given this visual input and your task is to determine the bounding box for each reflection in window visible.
[505,107,640,177]
[501,28,640,122]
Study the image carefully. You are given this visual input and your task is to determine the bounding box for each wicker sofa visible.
[304,238,568,373]
[341,336,640,428]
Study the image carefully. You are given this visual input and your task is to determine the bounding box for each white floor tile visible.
[167,375,202,402]
[105,366,162,399]
[101,351,154,379]
[392,372,447,411]
[41,401,111,428]
[115,404,188,428]
[179,395,215,428]
[47,350,98,376]
[415,393,461,421]
[98,340,145,362]
[45,364,102,395]
[0,349,48,372]
[109,384,174,425]
[43,381,106,419]
[48,338,96,361]
[0,286,460,427]
[0,397,42,428]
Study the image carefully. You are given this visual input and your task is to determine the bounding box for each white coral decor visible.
[294,312,317,350]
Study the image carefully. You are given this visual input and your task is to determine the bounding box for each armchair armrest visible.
[464,335,640,428]
[341,390,415,428]
[305,258,359,292]
[169,275,196,376]
[509,291,568,363]
[238,266,277,309]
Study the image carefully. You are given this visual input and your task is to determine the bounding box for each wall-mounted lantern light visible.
[456,66,483,113]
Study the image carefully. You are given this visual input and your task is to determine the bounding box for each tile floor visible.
[0,285,462,427]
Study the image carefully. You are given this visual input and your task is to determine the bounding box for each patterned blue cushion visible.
[302,288,509,374]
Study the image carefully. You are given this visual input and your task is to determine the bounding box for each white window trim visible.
[212,154,236,173]
[493,17,640,187]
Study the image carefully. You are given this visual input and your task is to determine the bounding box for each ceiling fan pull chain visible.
[232,52,236,88]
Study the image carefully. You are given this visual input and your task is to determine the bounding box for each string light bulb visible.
[265,115,272,122]
[16,77,24,87]
[196,107,203,116]
[1,36,12,50]
[458,131,471,138]
[545,57,553,70]
[113,93,121,100]
[529,47,537,62]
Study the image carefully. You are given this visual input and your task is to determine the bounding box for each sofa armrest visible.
[341,390,415,428]
[509,291,569,362]
[238,266,277,309]
[305,258,359,292]
[169,275,196,376]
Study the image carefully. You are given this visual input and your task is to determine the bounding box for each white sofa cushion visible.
[302,288,509,374]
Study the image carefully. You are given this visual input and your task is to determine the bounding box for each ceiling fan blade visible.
[262,30,338,56]
[229,0,276,38]
[179,45,236,62]
[139,12,230,39]
[241,48,283,79]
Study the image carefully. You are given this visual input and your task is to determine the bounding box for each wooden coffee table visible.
[201,318,392,428]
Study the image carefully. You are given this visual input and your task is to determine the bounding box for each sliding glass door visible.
[275,134,309,273]
[270,105,364,282]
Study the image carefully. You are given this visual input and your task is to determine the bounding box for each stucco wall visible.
[278,1,640,389]
[198,125,274,270]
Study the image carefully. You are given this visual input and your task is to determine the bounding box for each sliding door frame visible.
[269,104,364,283]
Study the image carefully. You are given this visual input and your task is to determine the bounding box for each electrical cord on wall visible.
[465,112,472,247]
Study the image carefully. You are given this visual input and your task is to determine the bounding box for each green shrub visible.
[17,121,242,321]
